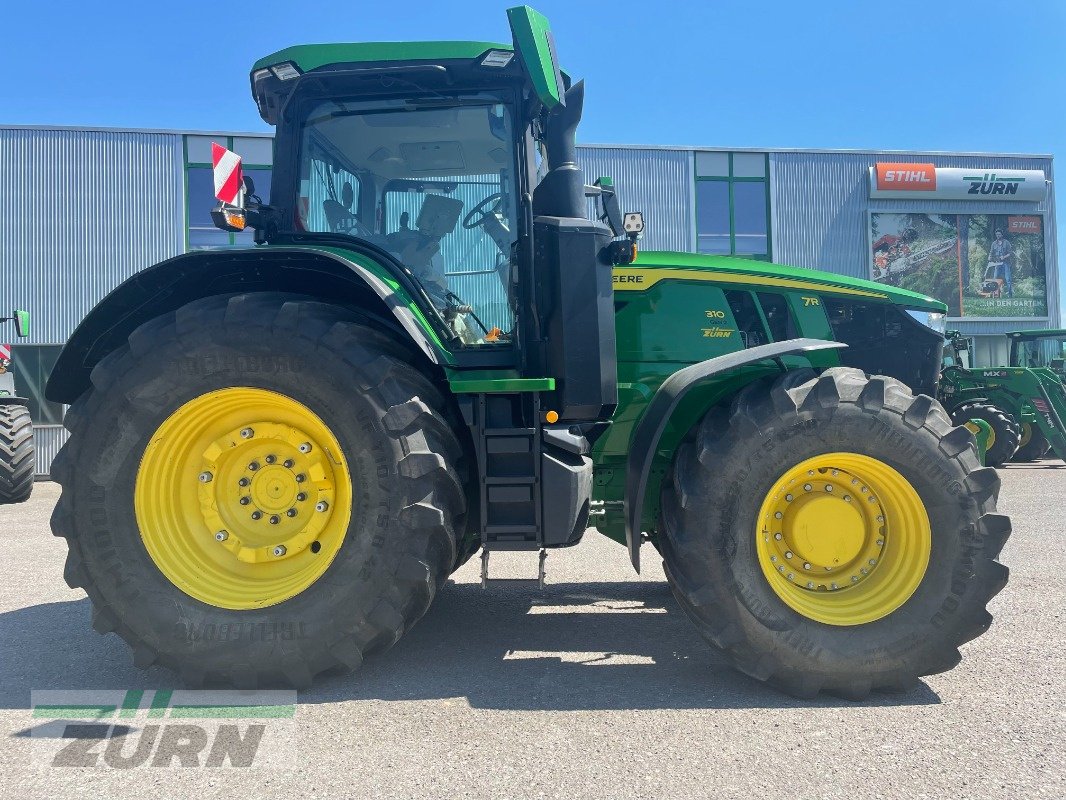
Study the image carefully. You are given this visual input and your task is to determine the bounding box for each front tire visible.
[949,401,1020,467]
[0,404,33,504]
[51,294,465,688]
[1012,422,1050,462]
[660,368,1010,699]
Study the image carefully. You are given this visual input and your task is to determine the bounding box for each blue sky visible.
[3,0,1064,304]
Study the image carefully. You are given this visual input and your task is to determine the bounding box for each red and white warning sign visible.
[0,344,11,360]
[212,142,243,205]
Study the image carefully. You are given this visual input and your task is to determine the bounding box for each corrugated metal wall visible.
[32,426,66,479]
[577,145,694,252]
[770,151,1058,335]
[0,127,186,345]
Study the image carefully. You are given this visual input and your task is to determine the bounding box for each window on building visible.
[8,346,65,425]
[185,135,273,251]
[696,152,771,261]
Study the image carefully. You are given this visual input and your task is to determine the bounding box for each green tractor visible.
[941,331,1066,464]
[47,7,1009,698]
[0,309,34,504]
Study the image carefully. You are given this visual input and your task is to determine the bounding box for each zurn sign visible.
[869,163,1047,202]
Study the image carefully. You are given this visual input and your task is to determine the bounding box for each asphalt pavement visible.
[0,464,1063,799]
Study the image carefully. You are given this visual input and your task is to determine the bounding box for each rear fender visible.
[46,246,448,404]
[624,339,848,571]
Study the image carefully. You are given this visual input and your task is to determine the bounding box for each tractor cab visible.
[229,8,639,365]
[1008,329,1066,378]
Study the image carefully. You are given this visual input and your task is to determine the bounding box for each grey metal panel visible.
[576,145,694,252]
[770,151,1058,334]
[32,425,67,478]
[0,128,186,345]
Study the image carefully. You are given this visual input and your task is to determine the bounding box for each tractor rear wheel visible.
[0,403,34,504]
[948,402,1020,467]
[51,293,465,688]
[1012,422,1050,462]
[660,367,1010,699]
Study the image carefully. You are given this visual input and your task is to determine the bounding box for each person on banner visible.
[985,228,1014,298]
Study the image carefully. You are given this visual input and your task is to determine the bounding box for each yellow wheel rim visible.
[965,420,996,449]
[135,388,352,610]
[755,453,931,626]
[1019,422,1033,448]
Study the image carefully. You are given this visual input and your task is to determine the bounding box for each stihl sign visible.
[869,163,1046,202]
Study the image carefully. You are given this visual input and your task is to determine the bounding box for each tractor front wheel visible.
[51,293,465,688]
[660,368,1010,699]
[0,403,34,504]
[1012,422,1050,462]
[949,402,1020,467]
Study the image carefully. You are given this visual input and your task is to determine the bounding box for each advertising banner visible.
[869,164,1047,202]
[870,212,1048,318]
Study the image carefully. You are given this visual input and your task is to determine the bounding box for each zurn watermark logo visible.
[28,689,296,769]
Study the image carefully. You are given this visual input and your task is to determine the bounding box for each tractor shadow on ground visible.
[0,581,941,714]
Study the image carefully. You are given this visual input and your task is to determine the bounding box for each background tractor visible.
[1008,328,1066,381]
[46,7,1009,699]
[941,331,1066,464]
[0,309,34,504]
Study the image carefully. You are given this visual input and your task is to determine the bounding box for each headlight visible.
[906,309,946,334]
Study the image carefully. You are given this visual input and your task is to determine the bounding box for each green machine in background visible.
[0,309,33,504]
[1008,329,1066,381]
[44,6,1009,699]
[941,331,1066,464]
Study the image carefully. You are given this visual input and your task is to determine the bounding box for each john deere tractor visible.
[941,331,1066,464]
[0,309,33,504]
[47,7,1009,698]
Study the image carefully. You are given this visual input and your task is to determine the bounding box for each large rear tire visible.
[51,293,465,688]
[660,367,1010,699]
[948,401,1020,468]
[0,403,33,504]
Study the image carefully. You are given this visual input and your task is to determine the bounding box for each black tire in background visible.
[949,402,1021,468]
[660,367,1010,699]
[51,293,466,688]
[1012,423,1051,463]
[0,403,33,504]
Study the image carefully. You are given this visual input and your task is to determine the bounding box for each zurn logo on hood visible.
[965,173,1026,196]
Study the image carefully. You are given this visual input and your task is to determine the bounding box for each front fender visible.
[46,246,450,404]
[623,338,848,571]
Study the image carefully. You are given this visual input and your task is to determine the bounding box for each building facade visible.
[0,125,1057,475]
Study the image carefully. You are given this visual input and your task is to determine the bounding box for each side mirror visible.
[14,309,29,338]
[242,175,256,198]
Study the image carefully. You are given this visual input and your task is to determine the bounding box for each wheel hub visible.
[755,453,931,625]
[136,388,352,610]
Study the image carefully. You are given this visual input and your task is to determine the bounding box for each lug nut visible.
[283,459,294,469]
[296,492,307,502]
[286,508,297,518]
[299,443,312,454]
[852,576,860,583]
[239,497,251,506]
[273,545,287,557]
[265,455,277,464]
[785,493,794,502]
[824,485,833,492]
[876,539,884,547]
[877,515,885,523]
[249,461,260,471]
[843,495,852,502]
[803,562,811,570]
[807,581,814,588]
[251,511,262,521]
[787,573,794,580]
[869,558,877,566]
[803,484,812,492]
[784,551,793,559]
[269,515,280,525]
[215,531,228,541]
[240,428,254,439]
[774,511,783,519]
[774,532,783,540]
[295,474,306,483]
[238,477,250,487]
[198,471,213,483]
[315,501,329,513]
[830,582,839,590]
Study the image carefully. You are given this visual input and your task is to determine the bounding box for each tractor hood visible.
[629,251,948,313]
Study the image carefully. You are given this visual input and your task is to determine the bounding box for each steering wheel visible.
[462,193,503,230]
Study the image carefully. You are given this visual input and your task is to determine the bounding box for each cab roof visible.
[252,41,513,74]
[1007,328,1066,338]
